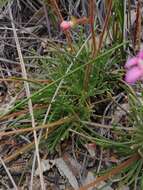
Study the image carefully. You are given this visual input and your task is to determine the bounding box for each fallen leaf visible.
[35,159,55,176]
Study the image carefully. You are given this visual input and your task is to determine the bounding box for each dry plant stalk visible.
[4,142,34,163]
[83,0,112,92]
[0,116,72,137]
[0,77,52,85]
[0,104,48,121]
[79,153,140,190]
[127,0,132,30]
[89,0,97,57]
[97,0,112,53]
[83,0,96,91]
[8,6,45,189]
[0,157,18,189]
[3,116,72,163]
[134,0,141,51]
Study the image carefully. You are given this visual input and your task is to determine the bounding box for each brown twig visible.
[79,153,140,190]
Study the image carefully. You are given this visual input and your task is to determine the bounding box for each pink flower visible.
[137,51,143,59]
[60,17,88,31]
[60,20,74,31]
[125,66,142,84]
[125,57,138,69]
[124,51,143,84]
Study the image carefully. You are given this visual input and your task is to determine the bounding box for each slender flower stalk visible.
[83,0,96,92]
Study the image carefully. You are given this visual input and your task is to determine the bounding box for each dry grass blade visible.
[81,121,135,131]
[8,4,45,190]
[42,1,51,38]
[128,0,131,29]
[4,142,34,164]
[78,154,140,190]
[0,116,72,137]
[0,104,48,121]
[123,0,127,49]
[0,77,52,85]
[0,156,18,189]
[3,116,72,163]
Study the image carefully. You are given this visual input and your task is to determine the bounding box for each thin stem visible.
[0,156,18,190]
[89,0,96,57]
[97,0,112,53]
[81,120,135,131]
[8,5,45,190]
[0,116,72,137]
[42,1,51,38]
[134,0,141,51]
[0,77,52,85]
[79,154,140,190]
[83,0,96,91]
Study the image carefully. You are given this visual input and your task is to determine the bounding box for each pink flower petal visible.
[60,21,73,31]
[138,59,143,71]
[137,50,143,59]
[124,57,138,69]
[125,66,143,84]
